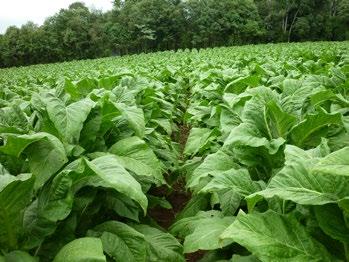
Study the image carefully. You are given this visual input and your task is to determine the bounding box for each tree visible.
[331,0,349,40]
[0,0,348,68]
[40,2,110,62]
[181,0,265,48]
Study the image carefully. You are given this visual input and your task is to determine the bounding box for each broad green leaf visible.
[132,224,185,262]
[183,216,234,253]
[187,150,239,191]
[46,95,95,143]
[312,147,349,176]
[148,195,172,209]
[310,89,337,107]
[105,192,140,222]
[224,75,258,94]
[0,132,63,158]
[224,123,285,155]
[281,79,313,115]
[79,110,103,151]
[218,189,242,216]
[0,104,29,133]
[53,237,106,262]
[109,136,164,184]
[222,92,252,113]
[200,169,262,197]
[2,250,38,262]
[24,156,148,247]
[171,211,225,238]
[98,75,120,89]
[220,106,241,138]
[151,118,172,135]
[328,130,349,151]
[222,88,287,171]
[74,78,98,96]
[191,249,230,262]
[84,155,148,213]
[22,169,79,249]
[184,128,217,156]
[306,137,331,158]
[175,195,210,221]
[247,145,349,209]
[265,101,297,139]
[290,109,343,148]
[0,174,34,250]
[241,86,280,137]
[0,132,68,188]
[314,204,349,244]
[171,211,234,253]
[62,79,79,100]
[220,211,332,261]
[114,103,145,138]
[88,221,146,262]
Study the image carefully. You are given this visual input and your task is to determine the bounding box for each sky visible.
[0,0,114,34]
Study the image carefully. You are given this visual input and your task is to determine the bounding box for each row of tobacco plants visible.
[0,42,349,261]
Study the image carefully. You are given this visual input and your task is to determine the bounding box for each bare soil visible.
[178,124,191,159]
[149,124,205,261]
[149,180,190,229]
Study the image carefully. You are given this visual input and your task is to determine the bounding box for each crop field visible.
[0,42,349,261]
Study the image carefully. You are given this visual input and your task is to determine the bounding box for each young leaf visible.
[53,237,106,262]
[46,95,95,143]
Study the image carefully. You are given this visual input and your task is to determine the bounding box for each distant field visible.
[0,42,349,261]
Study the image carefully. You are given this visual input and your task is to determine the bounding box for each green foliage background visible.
[0,0,349,68]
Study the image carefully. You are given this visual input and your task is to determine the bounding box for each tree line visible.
[0,0,348,68]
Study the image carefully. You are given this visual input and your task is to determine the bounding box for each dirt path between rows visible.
[149,124,191,229]
[148,124,206,261]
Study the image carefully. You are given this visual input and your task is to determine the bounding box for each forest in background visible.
[0,0,348,68]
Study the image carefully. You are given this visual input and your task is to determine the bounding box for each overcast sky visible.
[0,0,113,34]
